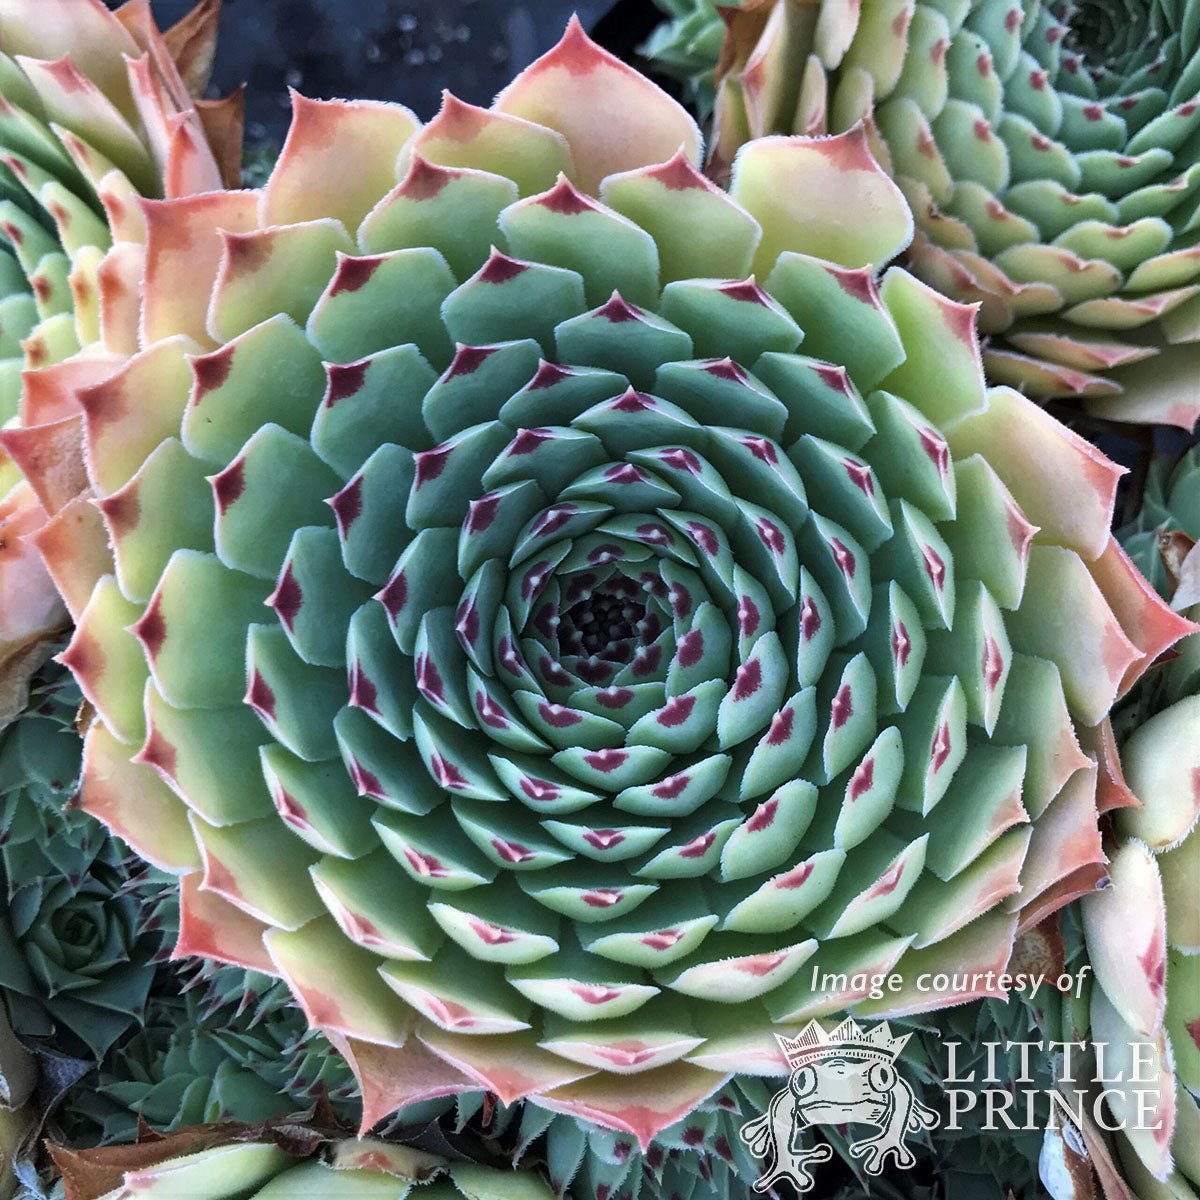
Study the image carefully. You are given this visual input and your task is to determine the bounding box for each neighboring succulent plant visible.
[0,0,239,727]
[645,0,1200,426]
[0,665,161,1062]
[1059,454,1200,1200]
[641,0,727,118]
[461,1080,770,1199]
[908,994,1056,1198]
[1122,443,1200,598]
[48,1126,556,1200]
[24,13,1188,1157]
[61,970,361,1148]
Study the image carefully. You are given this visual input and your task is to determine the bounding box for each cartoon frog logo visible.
[740,1017,940,1193]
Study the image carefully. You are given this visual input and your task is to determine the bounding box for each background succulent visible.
[1055,448,1200,1200]
[644,0,1200,428]
[640,0,726,118]
[0,665,163,1063]
[1122,442,1200,597]
[0,0,238,728]
[59,968,361,1148]
[5,6,1182,1171]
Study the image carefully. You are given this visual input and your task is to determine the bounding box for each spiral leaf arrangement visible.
[6,18,1177,1154]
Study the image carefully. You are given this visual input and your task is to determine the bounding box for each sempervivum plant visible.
[0,666,159,1061]
[1064,457,1200,1199]
[1123,442,1200,596]
[0,0,238,725]
[652,0,1200,426]
[31,17,1189,1154]
[63,971,361,1147]
[641,0,728,119]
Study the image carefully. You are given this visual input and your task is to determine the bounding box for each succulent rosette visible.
[655,0,1200,426]
[1055,454,1200,1199]
[641,0,727,118]
[66,972,361,1146]
[0,666,160,1062]
[36,17,1188,1150]
[0,0,238,725]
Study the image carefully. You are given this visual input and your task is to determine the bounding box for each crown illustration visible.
[775,1018,911,1069]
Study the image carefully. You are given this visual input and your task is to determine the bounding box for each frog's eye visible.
[868,1060,897,1093]
[790,1065,819,1099]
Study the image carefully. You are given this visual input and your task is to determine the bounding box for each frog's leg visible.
[907,1090,940,1132]
[744,1067,834,1191]
[782,1067,834,1186]
[847,1061,920,1174]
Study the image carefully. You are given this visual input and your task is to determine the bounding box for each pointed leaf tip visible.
[493,16,702,195]
[262,90,419,230]
[730,125,913,278]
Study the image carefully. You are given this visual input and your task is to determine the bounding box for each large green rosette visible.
[31,15,1186,1154]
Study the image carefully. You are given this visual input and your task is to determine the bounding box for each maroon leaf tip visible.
[527,361,575,390]
[268,563,303,631]
[447,345,499,377]
[349,662,379,713]
[595,293,642,323]
[478,249,529,284]
[330,475,364,534]
[800,596,821,640]
[815,363,855,398]
[657,695,696,727]
[465,493,500,532]
[647,150,707,191]
[536,175,597,215]
[211,458,246,514]
[377,570,408,618]
[324,360,370,407]
[830,684,853,730]
[414,445,452,487]
[719,278,770,306]
[398,154,456,200]
[191,344,235,401]
[245,669,277,720]
[223,231,271,272]
[549,12,615,77]
[733,658,762,700]
[133,596,168,662]
[849,758,874,800]
[700,357,744,381]
[766,706,794,745]
[330,254,386,297]
[135,724,178,777]
[508,428,552,456]
[610,388,653,412]
[830,264,878,305]
[97,487,141,537]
